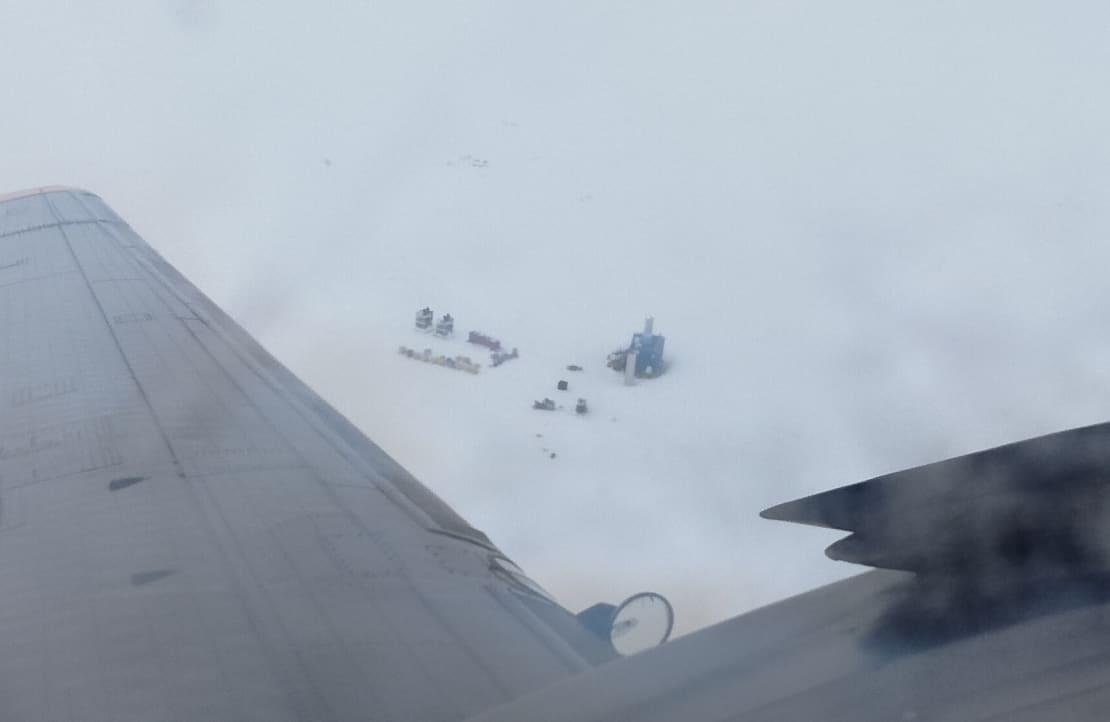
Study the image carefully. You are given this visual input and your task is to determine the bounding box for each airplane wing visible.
[0,187,613,722]
[466,423,1110,721]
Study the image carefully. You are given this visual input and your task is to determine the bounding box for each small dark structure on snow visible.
[557,380,569,391]
[533,398,556,411]
[575,398,588,415]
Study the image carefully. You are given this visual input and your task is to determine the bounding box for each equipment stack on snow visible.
[415,307,434,331]
[491,348,519,367]
[469,330,519,367]
[435,313,454,337]
[398,346,479,374]
[467,331,501,351]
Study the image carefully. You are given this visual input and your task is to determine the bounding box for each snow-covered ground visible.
[250,237,857,636]
[208,137,881,635]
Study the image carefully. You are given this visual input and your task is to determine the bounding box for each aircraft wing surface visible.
[466,566,1110,721]
[0,187,612,721]
[468,423,1110,721]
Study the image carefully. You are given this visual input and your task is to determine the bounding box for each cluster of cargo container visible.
[398,346,480,374]
[413,309,519,371]
[415,307,455,337]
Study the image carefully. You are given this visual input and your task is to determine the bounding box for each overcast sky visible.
[4,1,1110,634]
